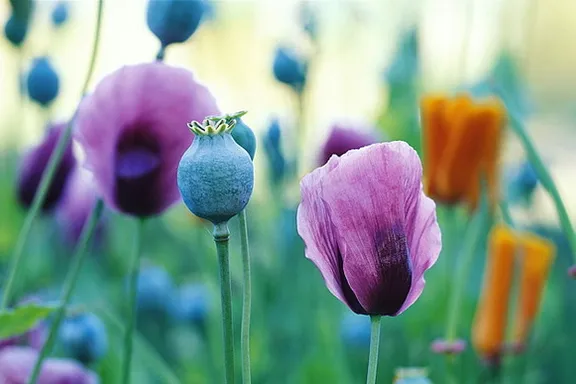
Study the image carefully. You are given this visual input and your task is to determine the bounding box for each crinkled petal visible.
[320,142,440,315]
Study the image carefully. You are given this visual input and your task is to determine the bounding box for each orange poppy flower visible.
[420,94,506,209]
[472,225,555,360]
[512,234,555,347]
[472,225,516,360]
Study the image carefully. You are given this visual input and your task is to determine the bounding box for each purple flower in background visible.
[0,346,98,383]
[297,142,441,316]
[75,62,219,217]
[56,167,103,245]
[17,122,75,212]
[319,124,378,166]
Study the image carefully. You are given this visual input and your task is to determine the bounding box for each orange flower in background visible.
[420,94,506,209]
[513,234,555,348]
[472,225,555,361]
[472,225,516,360]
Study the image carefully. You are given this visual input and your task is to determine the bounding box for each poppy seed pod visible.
[4,15,28,47]
[231,118,256,160]
[177,112,255,225]
[146,0,205,48]
[26,57,60,107]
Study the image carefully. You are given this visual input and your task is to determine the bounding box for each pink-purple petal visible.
[297,141,441,316]
[75,62,219,217]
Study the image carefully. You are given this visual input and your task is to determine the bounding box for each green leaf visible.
[0,303,55,339]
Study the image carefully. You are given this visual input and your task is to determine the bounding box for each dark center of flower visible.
[114,128,162,217]
[371,228,412,315]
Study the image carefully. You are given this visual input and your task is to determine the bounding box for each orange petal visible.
[466,99,507,209]
[420,95,449,201]
[436,95,480,202]
[512,233,555,346]
[472,225,516,359]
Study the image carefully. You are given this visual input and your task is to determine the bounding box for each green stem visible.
[238,211,252,384]
[499,200,516,229]
[445,206,490,342]
[121,219,145,384]
[26,200,104,384]
[1,0,105,311]
[214,222,235,384]
[366,315,382,384]
[509,115,576,263]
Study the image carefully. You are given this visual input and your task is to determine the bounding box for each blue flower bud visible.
[384,28,418,86]
[299,2,317,41]
[136,265,175,315]
[178,112,255,225]
[26,57,60,107]
[506,160,538,204]
[9,0,34,24]
[52,1,69,27]
[146,0,205,48]
[172,283,209,328]
[4,14,28,47]
[262,118,286,185]
[58,313,108,365]
[340,313,371,349]
[272,46,307,92]
[231,118,256,160]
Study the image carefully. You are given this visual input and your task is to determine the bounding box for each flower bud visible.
[272,46,307,92]
[59,313,108,365]
[51,1,69,27]
[4,14,28,47]
[231,118,256,160]
[26,57,60,107]
[146,0,205,48]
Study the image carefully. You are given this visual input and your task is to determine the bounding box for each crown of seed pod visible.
[177,111,254,225]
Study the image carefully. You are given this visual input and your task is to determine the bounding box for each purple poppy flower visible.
[319,125,377,166]
[297,141,441,316]
[75,62,219,217]
[16,122,75,212]
[56,167,103,245]
[0,346,99,383]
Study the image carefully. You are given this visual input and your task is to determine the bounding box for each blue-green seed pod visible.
[177,112,254,225]
[231,118,256,160]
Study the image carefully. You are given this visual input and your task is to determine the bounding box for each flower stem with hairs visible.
[122,218,145,384]
[1,0,105,310]
[27,199,104,384]
[238,210,252,384]
[214,222,235,384]
[366,315,382,384]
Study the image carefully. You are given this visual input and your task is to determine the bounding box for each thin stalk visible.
[445,206,490,341]
[509,115,576,263]
[26,199,104,384]
[366,315,382,384]
[121,219,145,384]
[238,211,252,384]
[214,222,235,384]
[1,0,105,310]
